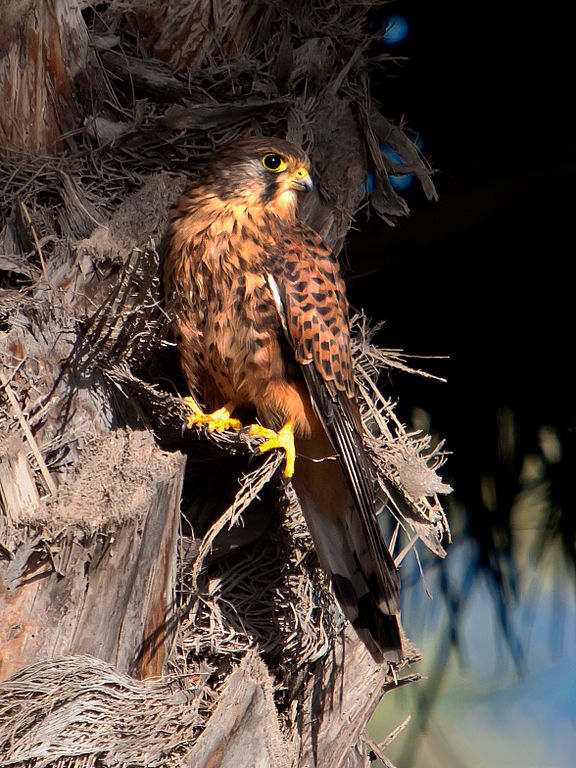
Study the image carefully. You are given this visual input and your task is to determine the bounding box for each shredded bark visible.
[0,655,205,767]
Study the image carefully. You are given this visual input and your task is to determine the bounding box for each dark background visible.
[346,3,574,593]
[344,7,574,762]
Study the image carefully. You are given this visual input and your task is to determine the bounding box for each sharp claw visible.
[249,421,295,477]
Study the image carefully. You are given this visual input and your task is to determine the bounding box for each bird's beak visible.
[288,167,313,192]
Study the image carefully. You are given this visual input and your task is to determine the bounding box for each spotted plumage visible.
[163,136,402,663]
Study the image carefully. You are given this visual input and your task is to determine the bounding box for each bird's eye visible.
[262,153,287,173]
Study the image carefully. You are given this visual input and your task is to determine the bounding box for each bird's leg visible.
[249,420,296,477]
[183,396,242,431]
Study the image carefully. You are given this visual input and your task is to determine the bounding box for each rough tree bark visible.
[0,0,88,152]
[0,431,185,681]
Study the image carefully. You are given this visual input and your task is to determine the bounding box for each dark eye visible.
[262,153,287,172]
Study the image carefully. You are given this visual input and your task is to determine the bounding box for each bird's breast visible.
[166,203,312,432]
[195,259,284,400]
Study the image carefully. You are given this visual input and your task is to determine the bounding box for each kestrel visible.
[163,137,402,662]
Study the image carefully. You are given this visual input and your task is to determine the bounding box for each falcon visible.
[163,136,402,662]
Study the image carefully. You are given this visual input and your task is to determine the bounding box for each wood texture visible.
[0,0,88,151]
[294,626,417,768]
[184,652,290,768]
[127,0,266,72]
[177,632,418,768]
[0,431,185,682]
[0,437,40,526]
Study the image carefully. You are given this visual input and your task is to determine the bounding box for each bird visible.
[162,136,403,663]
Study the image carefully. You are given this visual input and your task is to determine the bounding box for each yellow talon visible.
[184,397,241,432]
[249,420,296,477]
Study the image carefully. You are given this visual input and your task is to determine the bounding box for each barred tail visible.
[293,432,402,664]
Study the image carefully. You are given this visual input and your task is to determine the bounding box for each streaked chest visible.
[189,220,285,390]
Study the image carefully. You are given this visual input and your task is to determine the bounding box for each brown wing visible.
[270,223,356,401]
[268,223,401,621]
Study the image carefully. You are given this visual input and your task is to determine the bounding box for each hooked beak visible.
[288,167,313,192]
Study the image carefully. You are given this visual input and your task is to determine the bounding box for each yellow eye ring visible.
[262,153,287,173]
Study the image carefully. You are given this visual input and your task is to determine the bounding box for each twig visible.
[362,731,398,768]
[362,715,411,768]
[18,201,52,298]
[379,715,412,749]
[394,533,419,566]
[0,375,57,496]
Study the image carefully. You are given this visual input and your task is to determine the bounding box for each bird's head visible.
[205,137,313,220]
